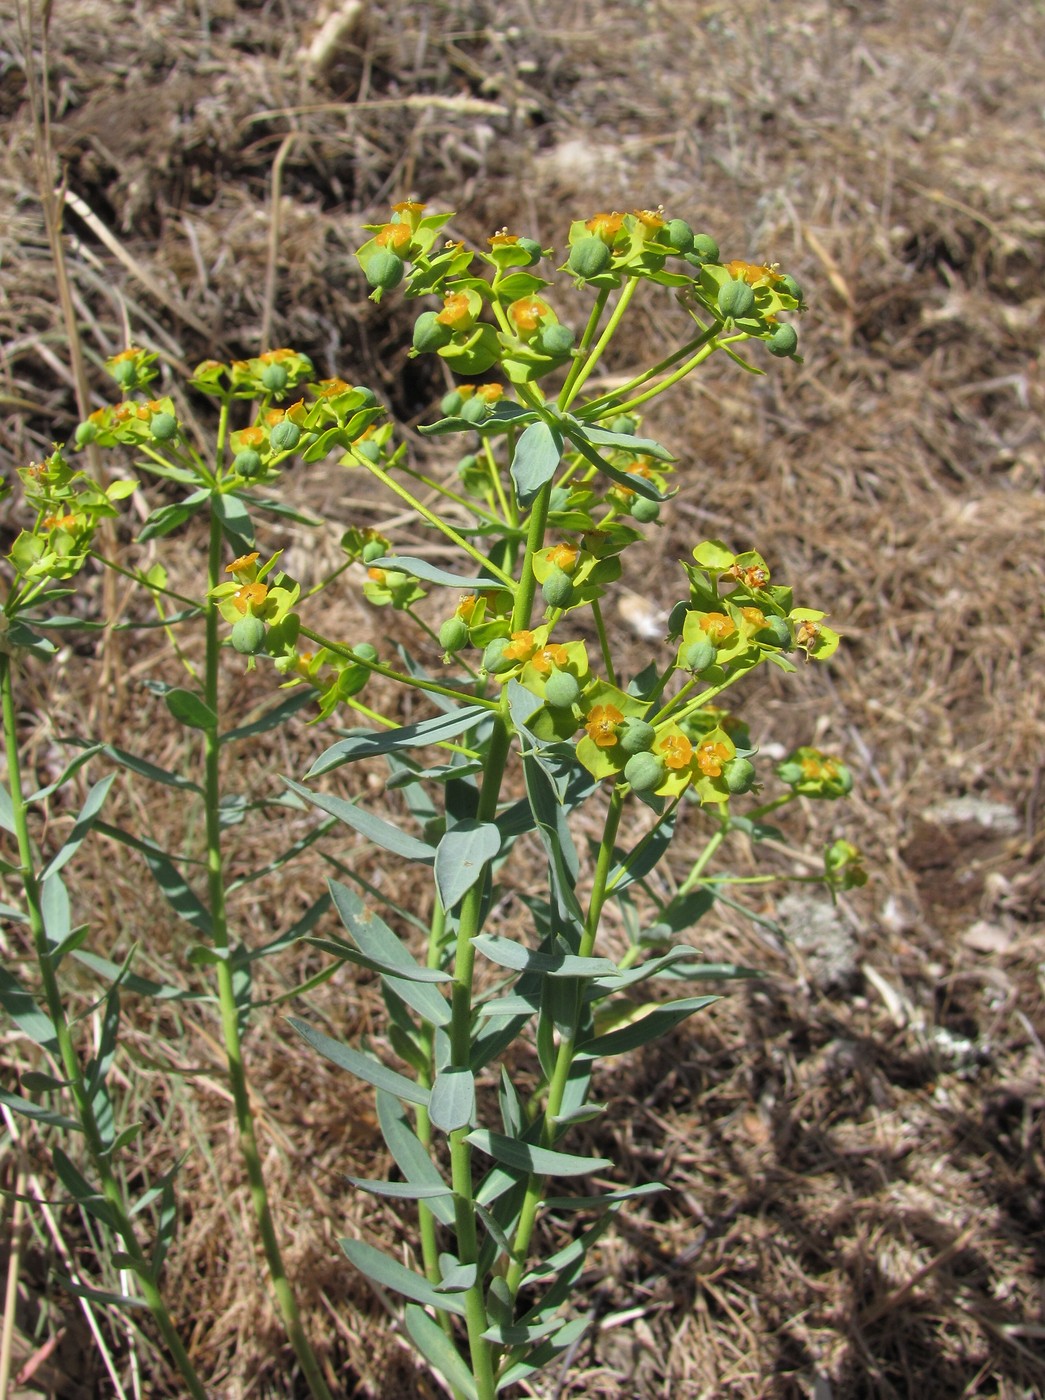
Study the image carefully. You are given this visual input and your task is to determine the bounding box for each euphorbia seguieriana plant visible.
[2,202,865,1399]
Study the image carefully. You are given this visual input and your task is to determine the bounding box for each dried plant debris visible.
[2,0,1043,1396]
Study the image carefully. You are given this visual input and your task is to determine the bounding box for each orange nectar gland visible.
[376,222,412,252]
[531,643,570,675]
[730,561,769,589]
[226,552,260,577]
[585,704,624,748]
[509,297,546,334]
[237,425,265,449]
[586,212,625,242]
[503,630,539,663]
[43,513,77,532]
[437,293,473,329]
[724,260,779,287]
[700,613,736,643]
[547,542,579,574]
[696,741,730,778]
[633,207,666,233]
[740,607,768,631]
[456,594,479,622]
[476,383,504,404]
[234,582,268,614]
[658,732,693,771]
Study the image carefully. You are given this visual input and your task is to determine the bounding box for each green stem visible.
[559,278,639,410]
[556,287,611,411]
[505,785,625,1298]
[578,324,720,420]
[203,513,333,1400]
[297,626,500,713]
[590,597,616,686]
[605,335,723,418]
[1,655,208,1400]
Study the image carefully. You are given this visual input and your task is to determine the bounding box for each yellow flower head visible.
[586,212,625,242]
[700,613,736,643]
[437,292,473,329]
[530,643,570,676]
[585,704,623,748]
[658,733,693,771]
[233,582,268,614]
[226,551,260,577]
[696,740,730,777]
[376,222,412,252]
[503,630,538,663]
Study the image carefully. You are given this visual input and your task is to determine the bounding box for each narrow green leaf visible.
[72,950,200,1002]
[40,774,116,881]
[346,1176,453,1202]
[434,819,500,911]
[53,1148,116,1227]
[436,1260,477,1292]
[472,934,616,980]
[365,556,505,589]
[404,1305,478,1400]
[0,780,15,834]
[579,995,719,1056]
[541,1182,668,1210]
[165,689,217,731]
[92,743,202,794]
[305,705,488,777]
[327,881,450,1027]
[377,1091,455,1227]
[511,419,563,506]
[0,1090,80,1131]
[24,744,103,802]
[289,1017,430,1107]
[564,425,667,501]
[428,1068,476,1134]
[40,873,71,949]
[55,1276,148,1309]
[285,778,434,862]
[212,489,255,550]
[221,689,315,744]
[304,937,451,984]
[496,1317,589,1391]
[569,419,674,461]
[0,966,59,1053]
[466,1129,610,1178]
[340,1238,466,1317]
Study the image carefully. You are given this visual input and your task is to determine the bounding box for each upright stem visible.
[203,513,333,1400]
[1,655,208,1400]
[504,785,625,1297]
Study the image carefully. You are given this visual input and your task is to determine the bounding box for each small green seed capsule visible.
[664,218,695,255]
[361,540,386,563]
[482,637,513,674]
[412,311,454,353]
[366,249,405,290]
[691,233,720,263]
[442,390,465,416]
[438,616,469,653]
[630,497,660,523]
[536,323,575,356]
[353,642,379,663]
[517,238,543,265]
[608,415,637,436]
[568,236,612,279]
[544,668,581,709]
[355,440,381,462]
[541,567,574,610]
[718,280,756,320]
[619,719,656,756]
[624,751,666,792]
[776,759,804,786]
[760,614,793,648]
[767,323,798,358]
[230,616,267,655]
[269,420,301,453]
[261,363,288,392]
[682,638,716,673]
[113,360,137,388]
[460,396,488,424]
[353,386,378,407]
[74,420,99,447]
[150,412,178,441]
[777,273,803,302]
[724,757,756,794]
[232,448,264,478]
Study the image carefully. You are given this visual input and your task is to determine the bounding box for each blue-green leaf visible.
[346,1176,453,1203]
[405,1305,478,1400]
[0,966,58,1053]
[435,820,500,911]
[165,689,217,731]
[0,780,15,833]
[55,1276,148,1309]
[90,743,202,794]
[0,1089,80,1131]
[289,1017,429,1107]
[511,419,563,506]
[40,775,116,880]
[327,881,450,1026]
[340,1238,466,1317]
[364,557,506,589]
[428,1068,476,1134]
[284,778,434,862]
[496,1317,589,1391]
[541,1182,668,1210]
[377,1091,455,1226]
[466,1129,609,1178]
[306,705,488,777]
[24,744,103,802]
[578,995,718,1056]
[212,490,255,550]
[221,689,315,744]
[472,935,616,980]
[72,950,201,1002]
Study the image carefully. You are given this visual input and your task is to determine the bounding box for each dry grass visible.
[1,0,1043,1396]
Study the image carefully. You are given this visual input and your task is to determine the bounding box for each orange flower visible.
[509,297,546,333]
[392,199,425,218]
[696,741,730,777]
[700,613,736,643]
[503,630,538,663]
[477,383,504,403]
[530,643,569,676]
[586,212,624,241]
[724,259,779,287]
[226,551,260,576]
[42,513,77,532]
[437,293,472,329]
[489,230,519,246]
[740,607,768,631]
[456,594,478,621]
[238,425,265,448]
[658,733,693,771]
[376,222,412,251]
[233,582,268,614]
[315,377,351,398]
[547,543,578,574]
[585,704,623,748]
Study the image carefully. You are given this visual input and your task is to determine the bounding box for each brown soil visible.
[1,1,1043,1397]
